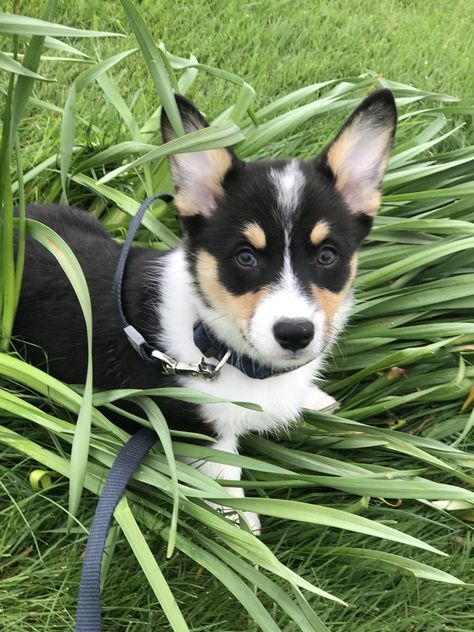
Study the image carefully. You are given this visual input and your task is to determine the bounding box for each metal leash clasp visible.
[125,325,231,380]
[151,349,231,381]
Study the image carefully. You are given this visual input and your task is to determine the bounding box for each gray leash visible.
[76,428,156,631]
[76,195,171,631]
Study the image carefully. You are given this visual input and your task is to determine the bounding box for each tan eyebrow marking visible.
[243,222,266,250]
[310,220,331,245]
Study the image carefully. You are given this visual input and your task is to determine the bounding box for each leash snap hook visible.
[206,349,232,379]
[195,349,231,381]
[151,349,231,380]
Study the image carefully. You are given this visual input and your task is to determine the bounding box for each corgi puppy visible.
[13,89,396,533]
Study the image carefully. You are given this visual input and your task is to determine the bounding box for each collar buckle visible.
[150,349,231,381]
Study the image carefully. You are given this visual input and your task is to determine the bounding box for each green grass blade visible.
[0,13,122,38]
[42,34,90,57]
[74,48,137,93]
[114,498,190,632]
[0,69,15,351]
[119,0,184,136]
[23,219,94,520]
[220,498,446,555]
[59,83,76,203]
[10,0,58,137]
[0,51,49,79]
[134,397,180,558]
[316,547,465,584]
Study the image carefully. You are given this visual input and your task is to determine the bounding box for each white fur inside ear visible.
[328,114,393,216]
[171,147,232,217]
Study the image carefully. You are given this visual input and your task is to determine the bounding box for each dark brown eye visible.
[235,247,258,268]
[317,245,339,267]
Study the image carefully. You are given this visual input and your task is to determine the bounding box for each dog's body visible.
[13,90,396,533]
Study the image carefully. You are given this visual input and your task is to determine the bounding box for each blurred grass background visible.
[12,0,474,169]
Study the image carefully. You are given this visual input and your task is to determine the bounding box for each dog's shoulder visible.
[24,203,110,240]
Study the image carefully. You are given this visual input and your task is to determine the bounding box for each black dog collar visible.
[193,321,296,380]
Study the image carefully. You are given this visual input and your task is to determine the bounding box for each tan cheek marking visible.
[243,222,266,250]
[196,250,268,331]
[312,286,345,324]
[310,220,330,246]
[231,288,269,326]
[311,254,358,325]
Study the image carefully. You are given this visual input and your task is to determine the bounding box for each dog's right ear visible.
[161,95,235,217]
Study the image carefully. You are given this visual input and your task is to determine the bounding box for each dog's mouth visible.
[240,327,327,368]
[196,305,328,371]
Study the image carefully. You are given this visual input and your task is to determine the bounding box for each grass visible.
[1,1,474,631]
[9,0,474,173]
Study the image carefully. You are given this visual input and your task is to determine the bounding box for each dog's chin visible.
[255,347,321,369]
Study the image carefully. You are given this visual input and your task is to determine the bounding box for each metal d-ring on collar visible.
[113,194,231,381]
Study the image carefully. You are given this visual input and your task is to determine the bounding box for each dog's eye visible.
[235,247,258,268]
[317,245,339,267]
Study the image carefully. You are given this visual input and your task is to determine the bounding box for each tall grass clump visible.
[0,2,473,630]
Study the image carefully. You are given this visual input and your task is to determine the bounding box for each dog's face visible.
[162,91,396,368]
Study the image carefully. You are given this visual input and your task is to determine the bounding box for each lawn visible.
[0,1,473,631]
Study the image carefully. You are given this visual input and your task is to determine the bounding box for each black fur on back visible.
[12,204,209,435]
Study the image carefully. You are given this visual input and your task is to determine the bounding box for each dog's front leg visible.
[196,436,262,535]
[303,385,340,413]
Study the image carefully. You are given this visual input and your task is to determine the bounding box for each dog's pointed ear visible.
[161,94,235,217]
[321,89,397,217]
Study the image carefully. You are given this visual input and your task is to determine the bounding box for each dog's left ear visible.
[321,89,397,217]
[161,95,235,217]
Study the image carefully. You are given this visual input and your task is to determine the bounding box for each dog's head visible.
[162,90,396,369]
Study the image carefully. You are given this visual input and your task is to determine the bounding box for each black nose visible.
[273,319,314,351]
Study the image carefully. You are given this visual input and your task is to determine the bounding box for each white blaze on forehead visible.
[279,246,303,302]
[269,160,305,214]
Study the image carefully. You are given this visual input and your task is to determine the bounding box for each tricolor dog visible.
[14,89,397,533]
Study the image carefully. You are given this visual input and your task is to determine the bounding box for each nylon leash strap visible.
[76,195,171,632]
[76,428,156,631]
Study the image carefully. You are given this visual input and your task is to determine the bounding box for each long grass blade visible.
[22,219,94,520]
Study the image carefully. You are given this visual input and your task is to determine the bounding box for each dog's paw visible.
[303,387,340,413]
[241,511,262,536]
[211,502,262,535]
[187,453,262,534]
[221,507,261,535]
[219,486,262,535]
